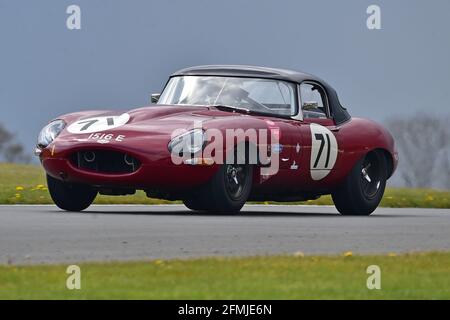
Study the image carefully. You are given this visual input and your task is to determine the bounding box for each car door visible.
[288,81,341,188]
[242,79,297,172]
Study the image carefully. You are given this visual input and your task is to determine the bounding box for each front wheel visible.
[47,174,97,212]
[183,163,253,214]
[332,151,387,216]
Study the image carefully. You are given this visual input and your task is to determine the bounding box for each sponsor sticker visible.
[290,161,298,170]
[271,143,283,153]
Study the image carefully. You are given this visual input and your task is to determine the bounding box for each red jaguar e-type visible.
[36,65,397,215]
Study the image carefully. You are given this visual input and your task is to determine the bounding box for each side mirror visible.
[302,101,319,110]
[151,93,161,104]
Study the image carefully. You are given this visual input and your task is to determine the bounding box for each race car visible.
[36,65,398,215]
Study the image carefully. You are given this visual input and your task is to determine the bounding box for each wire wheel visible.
[224,164,249,200]
[360,152,383,200]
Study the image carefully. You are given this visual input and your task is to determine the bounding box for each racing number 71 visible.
[77,117,115,131]
[313,133,331,168]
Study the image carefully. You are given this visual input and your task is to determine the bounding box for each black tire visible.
[332,151,387,216]
[47,174,97,212]
[183,196,211,212]
[183,163,253,214]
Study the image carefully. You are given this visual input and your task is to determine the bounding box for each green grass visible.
[0,252,449,299]
[1,162,450,208]
[0,163,177,205]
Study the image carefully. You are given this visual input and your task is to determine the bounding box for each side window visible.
[300,83,328,119]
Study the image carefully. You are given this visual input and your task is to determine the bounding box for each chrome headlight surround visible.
[37,119,66,149]
[168,128,206,155]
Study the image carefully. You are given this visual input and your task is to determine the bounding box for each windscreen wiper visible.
[209,104,251,114]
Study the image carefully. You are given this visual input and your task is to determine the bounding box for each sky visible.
[1,0,449,155]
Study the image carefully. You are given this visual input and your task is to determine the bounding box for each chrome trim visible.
[151,93,161,104]
[34,147,42,156]
[299,81,331,118]
[291,84,304,121]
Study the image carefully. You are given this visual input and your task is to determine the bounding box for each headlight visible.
[168,129,205,155]
[37,119,66,148]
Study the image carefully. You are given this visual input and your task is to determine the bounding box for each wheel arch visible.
[371,148,394,179]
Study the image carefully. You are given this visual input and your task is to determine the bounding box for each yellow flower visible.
[387,252,397,257]
[15,186,24,191]
[425,195,434,201]
[154,259,164,265]
[36,184,46,190]
[343,251,353,257]
[15,193,21,198]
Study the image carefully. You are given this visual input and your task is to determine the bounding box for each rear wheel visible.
[183,163,253,214]
[47,174,97,212]
[332,151,387,216]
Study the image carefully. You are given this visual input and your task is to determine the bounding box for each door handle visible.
[330,127,340,132]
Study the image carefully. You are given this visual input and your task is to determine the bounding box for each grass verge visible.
[1,163,450,208]
[0,252,449,299]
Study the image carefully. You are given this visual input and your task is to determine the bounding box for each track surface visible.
[0,205,449,265]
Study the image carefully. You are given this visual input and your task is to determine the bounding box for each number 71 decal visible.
[310,123,338,180]
[67,113,130,134]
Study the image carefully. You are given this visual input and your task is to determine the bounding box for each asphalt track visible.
[0,205,449,265]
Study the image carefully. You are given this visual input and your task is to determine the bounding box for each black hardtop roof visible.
[172,65,324,84]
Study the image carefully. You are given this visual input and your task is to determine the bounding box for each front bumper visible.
[39,142,218,189]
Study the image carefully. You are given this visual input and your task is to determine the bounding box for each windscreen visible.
[158,76,297,116]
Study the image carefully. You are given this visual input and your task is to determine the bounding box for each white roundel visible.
[67,113,130,134]
[310,123,338,181]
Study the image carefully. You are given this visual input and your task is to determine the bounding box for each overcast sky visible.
[1,0,449,153]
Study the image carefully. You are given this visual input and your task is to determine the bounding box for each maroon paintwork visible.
[39,103,398,201]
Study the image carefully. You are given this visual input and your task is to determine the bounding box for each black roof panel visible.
[172,65,323,84]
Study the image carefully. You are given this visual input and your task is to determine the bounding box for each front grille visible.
[70,150,141,174]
